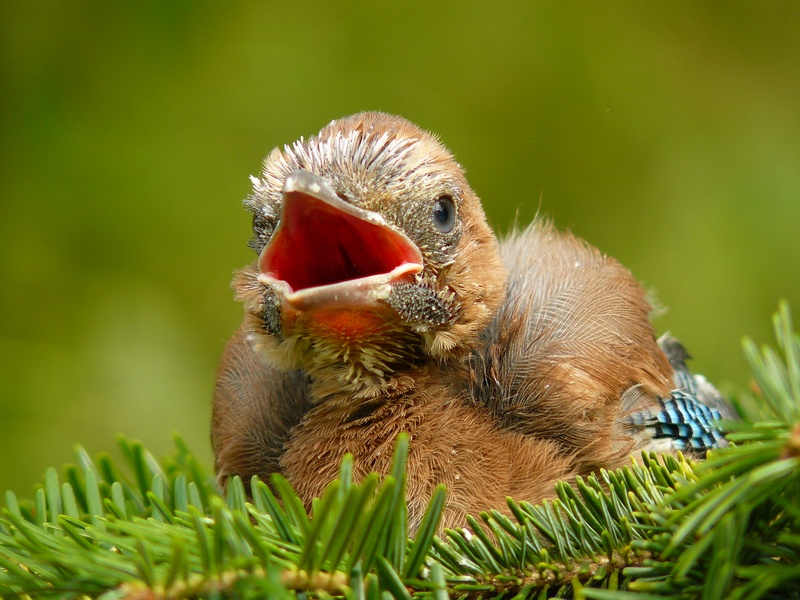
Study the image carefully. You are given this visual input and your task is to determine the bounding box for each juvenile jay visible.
[212,112,732,531]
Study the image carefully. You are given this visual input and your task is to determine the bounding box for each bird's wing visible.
[212,328,312,488]
[623,335,735,457]
[468,220,675,470]
[468,220,731,466]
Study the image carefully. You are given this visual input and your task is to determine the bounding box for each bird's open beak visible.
[257,169,423,312]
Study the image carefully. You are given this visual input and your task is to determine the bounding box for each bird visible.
[212,112,731,531]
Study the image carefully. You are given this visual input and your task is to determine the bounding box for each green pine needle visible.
[1,303,799,598]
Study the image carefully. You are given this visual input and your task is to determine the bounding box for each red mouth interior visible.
[259,191,421,292]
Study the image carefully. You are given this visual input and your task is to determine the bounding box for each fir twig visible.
[1,302,799,599]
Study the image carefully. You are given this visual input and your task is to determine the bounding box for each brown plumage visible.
[213,112,718,531]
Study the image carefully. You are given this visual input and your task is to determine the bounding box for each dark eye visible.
[432,196,456,233]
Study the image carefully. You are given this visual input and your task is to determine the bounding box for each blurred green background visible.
[1,2,798,495]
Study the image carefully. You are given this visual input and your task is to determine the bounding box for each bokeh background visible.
[1,3,799,495]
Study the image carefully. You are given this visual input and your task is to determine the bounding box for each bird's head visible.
[235,112,505,394]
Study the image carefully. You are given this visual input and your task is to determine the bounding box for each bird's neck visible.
[302,332,433,402]
[272,308,449,401]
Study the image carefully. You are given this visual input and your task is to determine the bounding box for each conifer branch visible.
[1,302,799,599]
